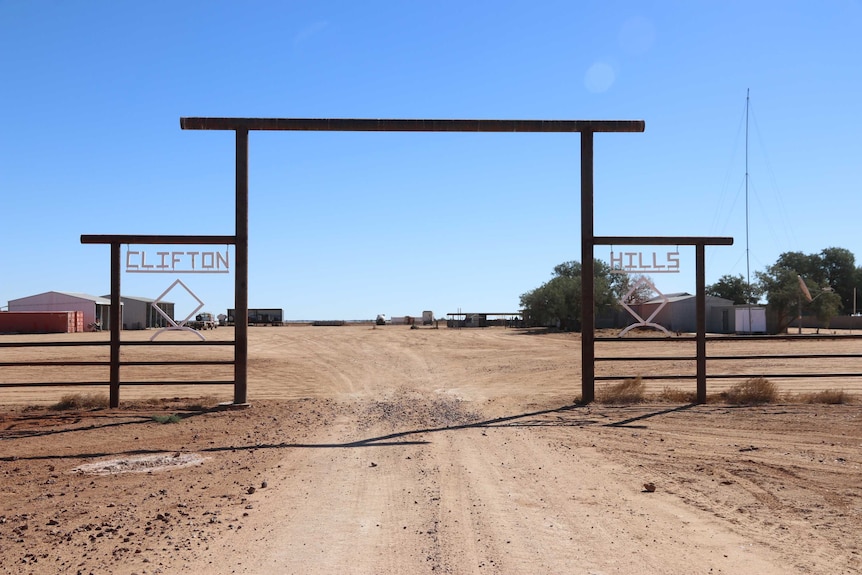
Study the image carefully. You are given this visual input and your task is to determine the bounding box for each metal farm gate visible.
[5,116,862,407]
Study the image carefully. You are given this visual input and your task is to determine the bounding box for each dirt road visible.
[1,326,860,574]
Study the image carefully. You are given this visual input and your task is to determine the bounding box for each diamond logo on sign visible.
[610,249,678,337]
[149,278,207,341]
[618,276,671,337]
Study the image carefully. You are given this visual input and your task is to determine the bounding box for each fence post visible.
[234,129,249,405]
[110,241,121,408]
[580,131,595,404]
[696,243,706,403]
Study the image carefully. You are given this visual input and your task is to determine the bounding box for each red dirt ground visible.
[1,326,860,574]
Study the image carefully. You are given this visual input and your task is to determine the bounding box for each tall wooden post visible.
[696,243,707,403]
[235,129,249,405]
[109,241,121,408]
[580,131,595,403]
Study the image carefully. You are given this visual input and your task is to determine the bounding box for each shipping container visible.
[70,311,84,332]
[0,311,83,334]
[8,291,114,330]
[227,308,284,326]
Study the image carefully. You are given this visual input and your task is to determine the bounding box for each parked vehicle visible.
[187,312,217,330]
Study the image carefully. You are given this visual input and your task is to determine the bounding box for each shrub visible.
[182,396,220,411]
[798,389,848,404]
[597,377,646,404]
[723,377,778,405]
[50,393,108,411]
[656,387,697,403]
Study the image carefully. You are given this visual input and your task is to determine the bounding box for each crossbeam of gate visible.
[180,117,644,405]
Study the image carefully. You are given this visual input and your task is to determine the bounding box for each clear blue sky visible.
[2,1,861,320]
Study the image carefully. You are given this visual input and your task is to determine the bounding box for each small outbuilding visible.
[635,293,735,334]
[103,295,175,330]
[732,305,767,334]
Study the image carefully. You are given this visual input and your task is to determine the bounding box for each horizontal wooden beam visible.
[180,117,645,133]
[81,234,236,245]
[594,236,734,246]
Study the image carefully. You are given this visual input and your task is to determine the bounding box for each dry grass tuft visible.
[722,377,778,405]
[624,386,855,405]
[123,396,222,411]
[50,393,109,411]
[597,377,646,404]
[797,389,849,404]
[656,387,697,403]
[181,396,221,411]
[123,397,162,409]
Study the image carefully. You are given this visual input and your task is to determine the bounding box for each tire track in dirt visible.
[180,394,855,574]
[434,420,794,575]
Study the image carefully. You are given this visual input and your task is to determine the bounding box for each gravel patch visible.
[72,452,207,474]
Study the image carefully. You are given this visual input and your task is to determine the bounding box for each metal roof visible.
[28,291,113,305]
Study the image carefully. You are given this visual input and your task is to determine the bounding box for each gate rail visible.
[595,333,862,384]
[0,339,235,389]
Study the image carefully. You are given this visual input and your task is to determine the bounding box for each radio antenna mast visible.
[745,89,751,305]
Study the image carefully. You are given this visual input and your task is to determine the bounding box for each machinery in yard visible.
[187,312,217,330]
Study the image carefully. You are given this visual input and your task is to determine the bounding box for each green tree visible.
[774,251,822,283]
[756,250,848,332]
[619,273,656,305]
[755,261,803,333]
[520,259,632,330]
[520,274,578,328]
[819,247,855,313]
[706,274,760,304]
[812,290,842,332]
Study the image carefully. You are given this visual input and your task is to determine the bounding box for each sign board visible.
[609,251,679,274]
[123,247,230,340]
[126,249,229,273]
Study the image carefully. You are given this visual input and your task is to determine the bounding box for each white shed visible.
[734,306,767,334]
